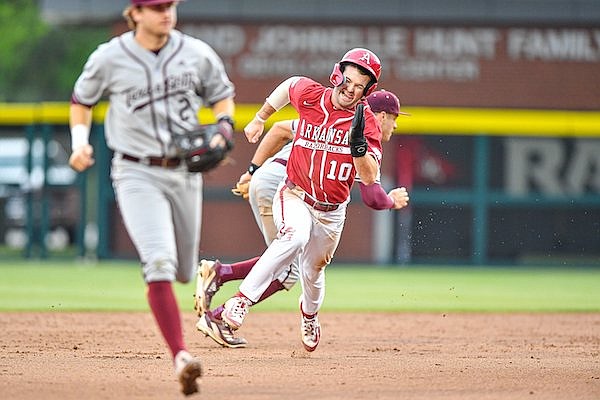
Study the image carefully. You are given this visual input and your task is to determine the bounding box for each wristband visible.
[217,115,235,129]
[247,163,261,175]
[71,124,90,151]
[254,114,267,123]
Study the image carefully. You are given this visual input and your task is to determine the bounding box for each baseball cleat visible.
[300,301,321,352]
[221,296,252,330]
[196,313,248,348]
[194,259,223,316]
[174,350,202,396]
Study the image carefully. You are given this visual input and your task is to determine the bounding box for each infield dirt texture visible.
[1,311,598,399]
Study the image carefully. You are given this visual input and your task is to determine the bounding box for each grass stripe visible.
[0,261,598,312]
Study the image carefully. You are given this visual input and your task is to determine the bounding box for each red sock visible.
[257,280,285,303]
[220,256,260,282]
[147,281,186,358]
[209,305,225,320]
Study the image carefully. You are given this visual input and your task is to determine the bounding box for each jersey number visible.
[178,97,194,121]
[326,161,353,181]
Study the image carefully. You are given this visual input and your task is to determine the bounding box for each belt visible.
[121,153,181,168]
[272,158,287,166]
[285,178,339,212]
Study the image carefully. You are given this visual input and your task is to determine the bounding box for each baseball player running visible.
[194,121,297,348]
[206,48,409,352]
[68,0,235,395]
[195,89,409,348]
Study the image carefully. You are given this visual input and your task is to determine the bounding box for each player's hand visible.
[209,132,228,150]
[69,144,95,172]
[244,117,265,144]
[216,117,235,150]
[238,171,252,185]
[231,171,252,200]
[388,187,409,209]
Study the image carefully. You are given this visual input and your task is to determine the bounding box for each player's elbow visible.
[357,168,377,185]
[360,174,377,185]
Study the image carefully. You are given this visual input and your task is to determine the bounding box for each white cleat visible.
[221,296,252,330]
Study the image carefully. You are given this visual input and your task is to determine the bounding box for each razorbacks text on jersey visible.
[286,78,382,204]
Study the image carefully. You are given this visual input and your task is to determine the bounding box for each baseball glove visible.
[173,122,234,173]
[231,181,250,200]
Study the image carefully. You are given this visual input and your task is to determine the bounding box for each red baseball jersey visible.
[287,77,383,204]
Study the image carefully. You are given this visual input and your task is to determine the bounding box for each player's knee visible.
[258,205,273,217]
[278,226,308,250]
[251,183,275,207]
[280,274,299,290]
[142,258,177,283]
[302,257,330,277]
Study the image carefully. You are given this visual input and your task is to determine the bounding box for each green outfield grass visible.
[0,260,599,312]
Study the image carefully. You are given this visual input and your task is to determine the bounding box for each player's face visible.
[379,112,398,142]
[135,2,177,37]
[332,65,372,109]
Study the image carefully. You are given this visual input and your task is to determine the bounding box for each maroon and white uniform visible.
[239,77,382,314]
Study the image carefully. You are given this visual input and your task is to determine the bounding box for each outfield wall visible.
[1,104,598,265]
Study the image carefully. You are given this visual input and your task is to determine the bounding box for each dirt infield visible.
[1,312,598,400]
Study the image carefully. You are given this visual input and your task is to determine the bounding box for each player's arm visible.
[244,77,299,144]
[359,183,409,210]
[349,103,379,184]
[353,155,378,185]
[210,96,236,149]
[69,102,95,172]
[212,96,235,122]
[250,120,294,167]
[238,120,295,185]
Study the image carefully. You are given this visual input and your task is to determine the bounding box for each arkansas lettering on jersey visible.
[287,77,382,204]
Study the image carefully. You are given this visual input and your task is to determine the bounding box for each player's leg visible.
[113,163,200,382]
[239,186,311,302]
[171,172,202,284]
[195,253,297,349]
[297,205,346,351]
[239,161,292,302]
[249,159,286,245]
[275,259,300,292]
[299,205,346,313]
[115,174,185,355]
[211,257,262,285]
[194,256,260,316]
[239,263,295,306]
[196,162,289,345]
[196,159,283,311]
[248,259,300,306]
[222,187,312,329]
[196,160,285,314]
